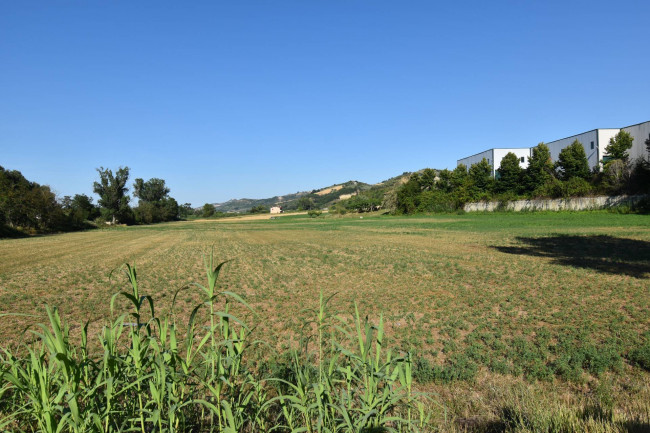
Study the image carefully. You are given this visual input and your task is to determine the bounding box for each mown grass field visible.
[1,211,649,430]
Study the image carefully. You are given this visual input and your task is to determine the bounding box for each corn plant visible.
[0,254,429,432]
[268,292,424,432]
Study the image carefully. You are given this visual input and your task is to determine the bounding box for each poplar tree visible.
[93,166,131,224]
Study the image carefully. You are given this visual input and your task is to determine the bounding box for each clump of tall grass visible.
[0,252,427,432]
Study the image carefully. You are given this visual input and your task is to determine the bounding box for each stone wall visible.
[463,195,647,212]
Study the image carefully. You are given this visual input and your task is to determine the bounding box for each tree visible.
[435,169,452,192]
[160,197,179,221]
[420,168,437,191]
[0,166,66,231]
[133,178,170,203]
[297,196,315,211]
[496,152,523,193]
[523,143,554,193]
[450,164,470,190]
[62,194,99,226]
[329,202,347,215]
[469,158,493,192]
[381,188,398,214]
[395,173,422,214]
[556,140,590,181]
[250,205,268,214]
[201,203,216,218]
[345,194,381,213]
[93,167,131,224]
[605,130,634,162]
[132,177,179,223]
[179,203,193,219]
[418,189,456,213]
[602,159,630,193]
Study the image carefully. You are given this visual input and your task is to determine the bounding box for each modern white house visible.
[457,120,650,175]
[457,148,531,177]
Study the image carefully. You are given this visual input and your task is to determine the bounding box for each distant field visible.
[1,211,649,426]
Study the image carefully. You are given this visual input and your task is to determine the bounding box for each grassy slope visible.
[209,170,415,213]
[209,169,416,213]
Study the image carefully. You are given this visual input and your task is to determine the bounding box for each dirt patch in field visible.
[315,185,343,195]
[195,211,310,223]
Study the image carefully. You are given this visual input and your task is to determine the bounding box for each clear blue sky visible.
[2,1,649,206]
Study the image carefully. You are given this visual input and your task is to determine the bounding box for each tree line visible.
[92,166,189,225]
[1,165,193,236]
[392,131,650,214]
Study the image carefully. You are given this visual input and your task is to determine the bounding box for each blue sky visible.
[1,1,649,206]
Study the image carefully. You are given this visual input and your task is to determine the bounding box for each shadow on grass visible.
[493,235,650,279]
[0,224,29,239]
[620,421,650,433]
[455,413,650,433]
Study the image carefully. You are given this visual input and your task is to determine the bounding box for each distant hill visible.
[211,172,417,213]
[212,191,311,213]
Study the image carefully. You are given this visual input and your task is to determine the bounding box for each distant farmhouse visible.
[270,206,283,214]
[457,120,650,175]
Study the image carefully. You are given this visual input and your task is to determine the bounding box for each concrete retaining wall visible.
[463,195,647,212]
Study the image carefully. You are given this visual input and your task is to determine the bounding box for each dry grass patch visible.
[1,212,649,430]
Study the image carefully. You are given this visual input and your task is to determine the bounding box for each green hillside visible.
[210,171,422,213]
[210,180,368,213]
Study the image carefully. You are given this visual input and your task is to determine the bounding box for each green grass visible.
[1,211,649,431]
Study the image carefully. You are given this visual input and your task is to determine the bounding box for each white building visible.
[457,148,531,177]
[270,206,283,214]
[543,128,619,170]
[456,120,650,175]
[620,120,650,162]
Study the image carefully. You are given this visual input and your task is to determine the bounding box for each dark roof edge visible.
[621,120,650,129]
[457,148,493,161]
[544,128,619,145]
[457,147,530,162]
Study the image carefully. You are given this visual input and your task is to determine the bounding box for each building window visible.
[520,157,525,163]
[591,141,594,149]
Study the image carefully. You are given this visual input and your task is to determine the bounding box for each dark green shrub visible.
[465,342,489,363]
[413,357,437,383]
[525,359,553,381]
[436,353,478,382]
[563,177,592,197]
[628,343,650,371]
[417,190,456,213]
[583,344,622,375]
[533,177,564,198]
[307,209,322,218]
[413,353,478,383]
[552,353,584,382]
[488,357,510,375]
